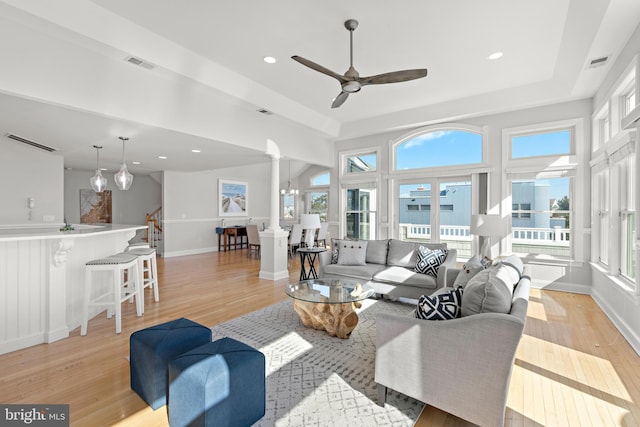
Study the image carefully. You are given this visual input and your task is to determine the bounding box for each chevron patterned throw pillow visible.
[415,287,463,320]
[414,246,448,277]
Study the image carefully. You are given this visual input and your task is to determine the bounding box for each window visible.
[511,178,571,257]
[623,87,636,117]
[512,203,531,219]
[511,129,571,159]
[504,119,581,260]
[282,194,295,220]
[595,170,610,265]
[308,192,328,223]
[620,157,636,280]
[345,187,376,240]
[395,129,482,170]
[399,183,432,242]
[345,153,376,173]
[311,172,330,186]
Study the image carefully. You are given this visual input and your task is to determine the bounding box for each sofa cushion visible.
[323,263,386,281]
[415,287,463,320]
[453,255,486,288]
[386,240,447,268]
[500,254,524,278]
[461,264,516,316]
[414,246,448,277]
[373,266,438,289]
[366,239,389,265]
[337,240,368,265]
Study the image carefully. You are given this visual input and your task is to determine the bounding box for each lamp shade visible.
[301,214,321,247]
[300,214,321,230]
[470,214,504,237]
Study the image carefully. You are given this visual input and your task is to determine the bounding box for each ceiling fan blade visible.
[331,91,349,108]
[359,69,428,86]
[291,55,347,83]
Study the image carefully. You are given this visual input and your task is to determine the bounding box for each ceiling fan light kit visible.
[292,19,428,108]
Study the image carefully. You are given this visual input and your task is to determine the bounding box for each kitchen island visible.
[0,224,146,354]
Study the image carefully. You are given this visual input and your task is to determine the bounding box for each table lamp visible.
[470,214,504,259]
[300,214,321,247]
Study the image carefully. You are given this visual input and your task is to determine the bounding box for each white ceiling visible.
[0,0,639,175]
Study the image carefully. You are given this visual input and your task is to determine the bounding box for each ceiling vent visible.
[6,133,57,152]
[587,55,610,69]
[124,55,156,70]
[257,108,274,115]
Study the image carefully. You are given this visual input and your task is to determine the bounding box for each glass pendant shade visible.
[115,163,133,190]
[90,170,107,192]
[114,136,133,190]
[90,145,107,192]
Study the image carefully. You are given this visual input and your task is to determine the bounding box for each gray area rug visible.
[210,298,424,427]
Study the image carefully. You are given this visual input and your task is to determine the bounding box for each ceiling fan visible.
[292,19,428,108]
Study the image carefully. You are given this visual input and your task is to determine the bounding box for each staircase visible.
[146,207,163,248]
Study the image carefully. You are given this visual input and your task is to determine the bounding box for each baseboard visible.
[0,333,46,355]
[162,246,217,258]
[259,270,289,281]
[591,287,640,356]
[531,279,591,294]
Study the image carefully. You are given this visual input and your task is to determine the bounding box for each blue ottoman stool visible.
[168,337,266,427]
[130,318,212,410]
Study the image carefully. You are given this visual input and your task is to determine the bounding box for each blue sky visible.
[396,130,570,201]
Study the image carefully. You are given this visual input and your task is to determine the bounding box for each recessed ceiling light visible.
[100,168,108,171]
[488,52,503,60]
[191,149,201,153]
[158,156,167,159]
[263,56,276,64]
[132,161,141,165]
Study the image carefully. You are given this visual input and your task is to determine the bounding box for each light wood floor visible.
[1,250,639,426]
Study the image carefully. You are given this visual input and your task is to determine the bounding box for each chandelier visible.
[280,159,299,196]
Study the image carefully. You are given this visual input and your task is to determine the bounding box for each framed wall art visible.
[219,179,248,217]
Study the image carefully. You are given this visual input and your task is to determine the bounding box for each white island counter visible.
[0,224,146,354]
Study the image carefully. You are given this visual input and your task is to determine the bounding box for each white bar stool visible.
[128,247,159,310]
[81,252,143,335]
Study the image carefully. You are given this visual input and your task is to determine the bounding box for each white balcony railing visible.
[400,223,570,246]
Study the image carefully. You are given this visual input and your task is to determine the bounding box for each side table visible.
[297,247,327,280]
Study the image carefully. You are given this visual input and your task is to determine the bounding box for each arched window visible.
[311,172,330,186]
[394,127,483,171]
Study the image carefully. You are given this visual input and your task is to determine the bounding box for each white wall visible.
[589,21,640,355]
[63,169,161,225]
[162,161,273,257]
[0,138,64,226]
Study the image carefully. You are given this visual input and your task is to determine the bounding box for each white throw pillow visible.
[337,241,368,266]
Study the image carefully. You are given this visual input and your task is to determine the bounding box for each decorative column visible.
[259,142,289,280]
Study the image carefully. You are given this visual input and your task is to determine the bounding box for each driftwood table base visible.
[292,300,362,339]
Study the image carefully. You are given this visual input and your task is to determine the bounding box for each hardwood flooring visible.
[0,250,639,426]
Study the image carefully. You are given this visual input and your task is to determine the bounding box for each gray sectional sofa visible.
[375,255,530,427]
[318,238,457,299]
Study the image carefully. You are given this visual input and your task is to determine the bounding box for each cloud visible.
[401,131,453,149]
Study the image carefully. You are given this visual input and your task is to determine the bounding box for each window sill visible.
[590,262,637,294]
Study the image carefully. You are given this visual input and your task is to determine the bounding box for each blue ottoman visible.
[168,337,266,427]
[130,318,212,410]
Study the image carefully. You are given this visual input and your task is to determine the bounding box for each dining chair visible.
[246,224,261,257]
[315,222,329,247]
[288,223,303,258]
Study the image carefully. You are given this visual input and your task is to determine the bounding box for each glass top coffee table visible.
[286,279,374,339]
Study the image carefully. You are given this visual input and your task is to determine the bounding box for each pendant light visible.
[114,136,133,190]
[89,145,107,193]
[280,159,299,196]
